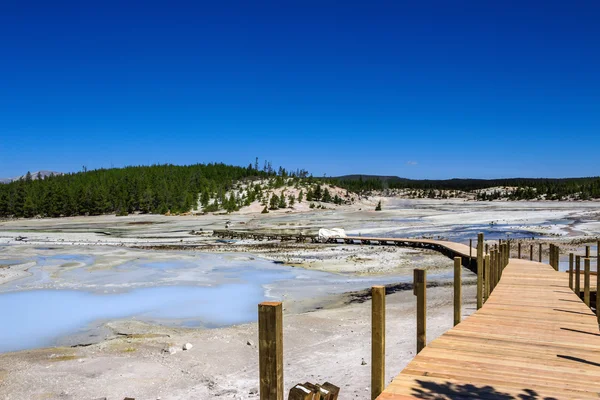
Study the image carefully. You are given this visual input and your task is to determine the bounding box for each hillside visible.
[333,175,600,201]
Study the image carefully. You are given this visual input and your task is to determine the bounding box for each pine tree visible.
[269,195,279,210]
[278,194,287,209]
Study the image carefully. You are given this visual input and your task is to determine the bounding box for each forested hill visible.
[0,163,303,218]
[332,175,600,200]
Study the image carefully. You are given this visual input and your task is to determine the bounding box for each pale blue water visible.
[0,284,263,352]
[0,251,437,352]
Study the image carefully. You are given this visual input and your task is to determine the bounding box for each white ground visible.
[0,199,599,399]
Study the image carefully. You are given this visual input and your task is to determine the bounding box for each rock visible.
[182,343,193,351]
[361,358,367,366]
[162,346,177,355]
[246,340,254,347]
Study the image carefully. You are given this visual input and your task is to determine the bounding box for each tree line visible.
[332,176,600,201]
[0,162,281,218]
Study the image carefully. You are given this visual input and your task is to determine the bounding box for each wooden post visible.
[477,233,484,310]
[494,250,499,287]
[568,253,574,290]
[485,243,489,255]
[453,257,461,326]
[498,245,503,276]
[555,245,560,271]
[259,302,283,400]
[504,243,509,269]
[414,269,426,354]
[371,286,385,400]
[549,244,554,268]
[586,246,591,258]
[530,244,534,261]
[539,243,543,263]
[490,250,495,289]
[584,258,591,307]
[469,239,473,262]
[575,256,581,297]
[484,254,491,301]
[598,241,600,324]
[518,242,522,259]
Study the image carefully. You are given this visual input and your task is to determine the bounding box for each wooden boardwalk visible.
[213,230,478,270]
[378,258,600,400]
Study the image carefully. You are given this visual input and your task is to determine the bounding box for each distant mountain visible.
[0,170,63,184]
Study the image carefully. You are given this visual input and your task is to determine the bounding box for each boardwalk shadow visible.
[558,354,600,367]
[411,380,558,400]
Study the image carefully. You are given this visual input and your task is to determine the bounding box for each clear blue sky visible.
[1,1,598,179]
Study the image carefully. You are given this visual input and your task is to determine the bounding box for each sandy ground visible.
[0,284,476,400]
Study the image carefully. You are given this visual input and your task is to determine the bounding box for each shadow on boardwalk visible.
[411,380,558,400]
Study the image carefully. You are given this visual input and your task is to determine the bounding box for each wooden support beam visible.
[584,258,591,307]
[485,243,489,255]
[549,244,554,268]
[476,233,484,310]
[288,385,314,400]
[371,286,385,400]
[586,246,591,258]
[454,257,461,326]
[259,302,283,400]
[518,242,522,259]
[321,383,340,400]
[414,268,426,354]
[569,253,574,290]
[539,243,543,263]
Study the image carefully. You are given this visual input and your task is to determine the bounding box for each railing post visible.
[414,269,426,354]
[495,250,500,287]
[477,233,484,310]
[575,256,581,298]
[484,254,491,301]
[259,302,283,400]
[530,244,534,261]
[469,239,473,263]
[598,241,600,324]
[549,244,554,268]
[584,258,591,307]
[490,250,496,293]
[371,286,385,400]
[518,242,522,259]
[586,246,591,258]
[569,253,574,290]
[555,245,560,271]
[539,243,543,263]
[454,257,461,326]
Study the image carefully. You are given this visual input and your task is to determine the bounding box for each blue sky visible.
[1,1,598,179]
